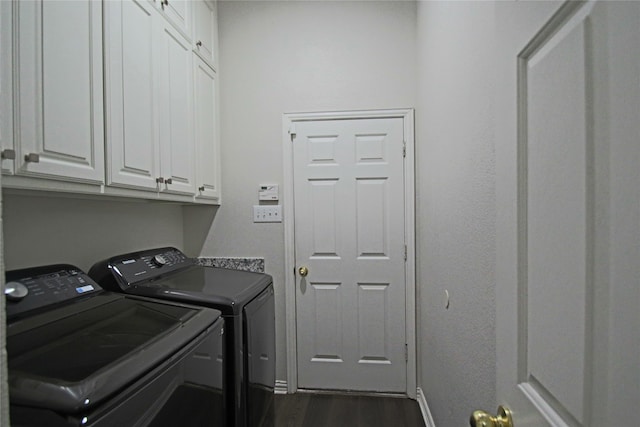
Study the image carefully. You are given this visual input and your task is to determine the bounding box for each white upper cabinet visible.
[157,19,196,195]
[152,0,192,39]
[194,56,221,201]
[105,0,195,195]
[192,0,218,68]
[11,0,105,183]
[105,0,160,191]
[2,0,218,204]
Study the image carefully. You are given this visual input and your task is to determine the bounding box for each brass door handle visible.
[298,266,308,277]
[470,406,513,427]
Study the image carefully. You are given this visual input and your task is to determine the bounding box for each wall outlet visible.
[253,205,282,223]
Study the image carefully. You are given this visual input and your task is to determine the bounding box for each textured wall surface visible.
[208,0,418,382]
[416,1,497,424]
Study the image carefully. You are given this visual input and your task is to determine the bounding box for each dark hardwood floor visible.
[274,393,426,427]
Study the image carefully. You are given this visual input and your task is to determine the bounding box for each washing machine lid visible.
[7,292,220,414]
[132,265,273,315]
[89,247,272,315]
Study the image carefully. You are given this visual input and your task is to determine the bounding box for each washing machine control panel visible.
[108,247,194,286]
[5,265,101,318]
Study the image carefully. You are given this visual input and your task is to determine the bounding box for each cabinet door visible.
[15,0,104,183]
[193,0,217,68]
[105,0,161,190]
[155,0,191,39]
[194,56,220,201]
[0,0,14,175]
[157,20,196,195]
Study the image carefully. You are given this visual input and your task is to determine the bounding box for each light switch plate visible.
[253,205,282,223]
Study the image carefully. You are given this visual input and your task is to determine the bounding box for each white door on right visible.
[493,1,640,426]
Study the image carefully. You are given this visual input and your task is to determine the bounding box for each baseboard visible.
[416,387,436,427]
[274,380,288,395]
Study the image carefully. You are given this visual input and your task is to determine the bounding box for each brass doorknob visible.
[298,266,308,277]
[470,406,513,427]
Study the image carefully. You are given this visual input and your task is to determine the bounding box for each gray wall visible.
[2,193,185,272]
[416,1,496,424]
[207,0,418,382]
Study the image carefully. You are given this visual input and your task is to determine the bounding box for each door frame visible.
[282,109,416,398]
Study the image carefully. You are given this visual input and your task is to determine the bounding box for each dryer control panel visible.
[5,265,101,319]
[91,247,195,289]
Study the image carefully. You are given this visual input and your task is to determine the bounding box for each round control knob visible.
[5,281,29,301]
[152,254,168,267]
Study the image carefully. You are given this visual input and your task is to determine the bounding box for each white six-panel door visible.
[494,1,640,425]
[291,116,407,392]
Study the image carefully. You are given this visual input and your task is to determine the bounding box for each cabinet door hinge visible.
[405,343,408,362]
[404,244,407,261]
[402,141,407,158]
[289,124,297,140]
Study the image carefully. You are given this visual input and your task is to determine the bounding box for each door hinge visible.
[289,123,297,140]
[405,343,408,362]
[402,141,406,158]
[404,244,407,261]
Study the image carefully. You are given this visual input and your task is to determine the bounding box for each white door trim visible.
[282,109,416,398]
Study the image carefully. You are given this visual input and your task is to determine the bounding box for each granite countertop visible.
[197,257,265,273]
